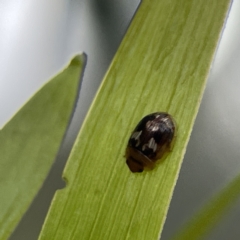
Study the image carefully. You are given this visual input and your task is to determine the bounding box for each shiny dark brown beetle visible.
[125,112,176,172]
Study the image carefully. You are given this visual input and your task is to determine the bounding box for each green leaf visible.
[170,174,240,240]
[0,55,84,240]
[39,1,231,239]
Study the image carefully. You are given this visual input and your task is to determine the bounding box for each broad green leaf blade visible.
[39,1,231,240]
[171,174,240,240]
[0,55,84,240]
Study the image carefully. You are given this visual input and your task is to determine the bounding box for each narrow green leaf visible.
[170,174,240,240]
[0,55,84,240]
[39,1,231,240]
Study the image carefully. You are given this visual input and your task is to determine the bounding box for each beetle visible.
[125,112,176,173]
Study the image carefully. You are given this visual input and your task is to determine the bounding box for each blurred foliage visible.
[0,55,84,240]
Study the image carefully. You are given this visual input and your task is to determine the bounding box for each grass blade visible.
[39,1,231,239]
[0,55,84,239]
